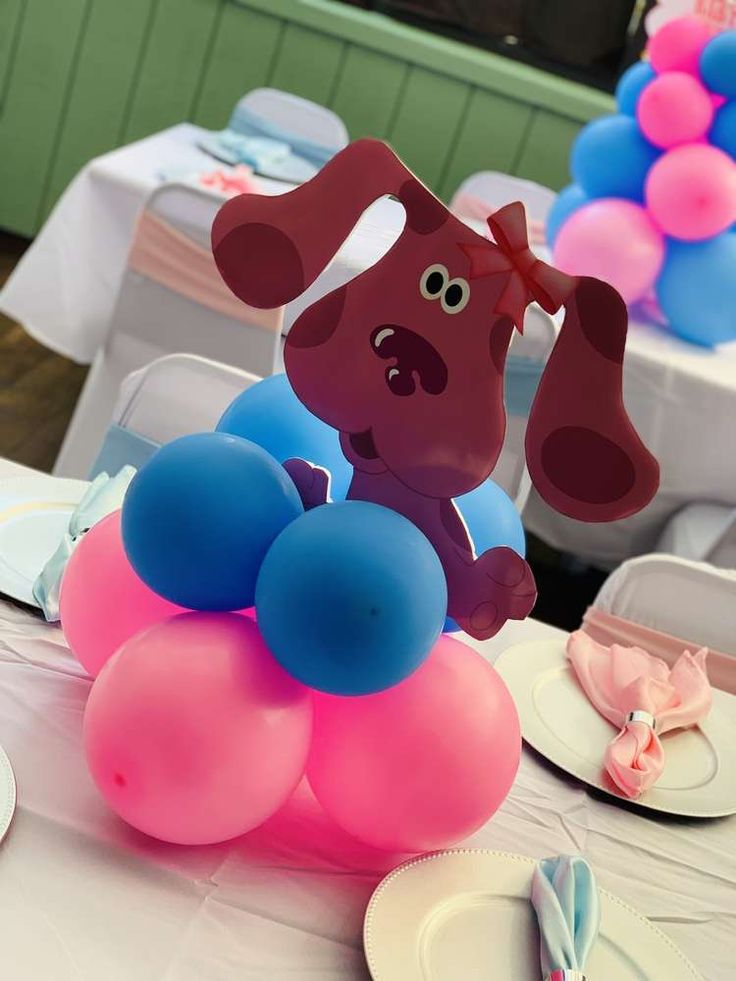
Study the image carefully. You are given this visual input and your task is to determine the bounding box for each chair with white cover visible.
[89,353,260,478]
[582,554,736,693]
[491,303,558,511]
[655,502,736,570]
[238,88,349,151]
[450,171,556,245]
[54,182,283,478]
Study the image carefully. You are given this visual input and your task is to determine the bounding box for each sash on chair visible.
[128,211,283,334]
[582,607,736,695]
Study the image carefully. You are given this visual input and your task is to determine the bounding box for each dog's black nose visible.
[371,325,448,396]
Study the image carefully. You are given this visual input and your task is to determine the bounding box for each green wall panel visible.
[123,0,220,143]
[439,87,532,200]
[41,0,153,221]
[193,5,284,129]
[0,0,90,236]
[514,110,581,191]
[269,23,345,105]
[388,66,470,189]
[0,0,614,237]
[0,0,25,109]
[331,45,406,139]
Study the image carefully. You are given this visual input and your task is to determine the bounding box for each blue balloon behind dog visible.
[656,233,736,348]
[444,479,526,633]
[217,373,353,500]
[571,115,660,202]
[615,62,656,115]
[546,184,591,246]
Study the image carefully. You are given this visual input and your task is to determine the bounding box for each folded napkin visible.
[32,467,136,622]
[199,164,260,198]
[567,631,712,798]
[198,102,338,184]
[531,855,600,981]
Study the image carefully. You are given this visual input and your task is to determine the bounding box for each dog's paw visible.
[283,457,331,510]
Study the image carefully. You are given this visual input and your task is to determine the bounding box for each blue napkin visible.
[531,855,601,980]
[32,466,136,622]
[198,103,337,183]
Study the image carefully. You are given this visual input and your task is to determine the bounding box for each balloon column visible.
[62,138,659,853]
[549,17,736,347]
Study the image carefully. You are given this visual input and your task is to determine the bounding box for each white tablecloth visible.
[0,462,733,980]
[2,127,736,566]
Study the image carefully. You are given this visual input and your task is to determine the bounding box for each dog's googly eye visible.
[420,263,448,300]
[441,277,470,314]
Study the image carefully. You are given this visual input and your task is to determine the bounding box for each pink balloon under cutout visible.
[645,144,736,240]
[84,613,313,845]
[637,72,713,148]
[648,16,714,75]
[307,633,520,852]
[60,510,184,677]
[553,200,664,304]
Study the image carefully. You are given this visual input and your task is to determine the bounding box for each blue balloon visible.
[217,373,352,501]
[571,115,660,202]
[656,233,736,347]
[546,184,590,246]
[615,61,656,115]
[711,101,736,159]
[700,31,736,99]
[122,433,303,610]
[444,479,526,633]
[255,502,447,695]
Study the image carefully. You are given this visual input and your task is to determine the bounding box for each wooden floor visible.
[0,231,88,472]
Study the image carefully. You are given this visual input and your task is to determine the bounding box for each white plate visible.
[0,744,16,844]
[495,640,736,818]
[0,476,89,607]
[364,849,702,981]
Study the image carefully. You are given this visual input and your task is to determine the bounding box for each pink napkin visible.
[566,631,712,798]
[200,165,259,198]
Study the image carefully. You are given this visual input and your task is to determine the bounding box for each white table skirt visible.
[0,458,732,980]
[2,125,736,567]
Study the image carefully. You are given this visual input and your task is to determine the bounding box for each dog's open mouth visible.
[349,428,379,460]
[370,325,448,396]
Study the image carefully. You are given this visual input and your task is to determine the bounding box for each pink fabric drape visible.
[581,607,736,695]
[128,210,282,334]
[567,631,712,799]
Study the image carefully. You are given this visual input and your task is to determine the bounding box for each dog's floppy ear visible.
[525,277,659,522]
[212,138,448,310]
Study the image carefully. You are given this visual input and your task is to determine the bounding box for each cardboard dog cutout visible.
[212,139,659,640]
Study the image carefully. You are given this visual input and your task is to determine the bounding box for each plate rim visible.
[495,640,736,819]
[0,743,16,845]
[0,475,91,607]
[364,848,703,981]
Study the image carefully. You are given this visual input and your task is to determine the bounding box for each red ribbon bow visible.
[462,201,574,330]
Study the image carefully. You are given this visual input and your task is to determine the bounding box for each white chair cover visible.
[591,554,736,658]
[239,88,349,149]
[54,183,283,478]
[89,354,259,477]
[655,502,736,569]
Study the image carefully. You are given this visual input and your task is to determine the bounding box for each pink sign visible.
[213,140,659,639]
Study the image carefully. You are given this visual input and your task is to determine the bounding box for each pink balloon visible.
[645,144,736,240]
[637,72,713,148]
[648,16,714,75]
[307,634,520,852]
[553,200,664,304]
[84,613,313,844]
[60,511,184,677]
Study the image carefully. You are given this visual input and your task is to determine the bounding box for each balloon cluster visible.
[61,374,523,851]
[548,18,736,347]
